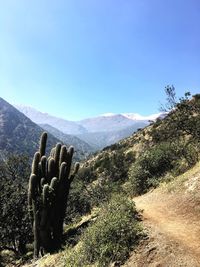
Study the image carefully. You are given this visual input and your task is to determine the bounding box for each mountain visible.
[14,94,200,267]
[39,123,94,159]
[78,114,149,133]
[15,105,162,134]
[3,94,200,267]
[0,98,60,158]
[15,105,87,135]
[15,105,163,150]
[76,113,160,149]
[122,112,165,121]
[77,122,148,149]
[78,114,135,133]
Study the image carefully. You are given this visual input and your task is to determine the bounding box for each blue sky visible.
[0,0,199,121]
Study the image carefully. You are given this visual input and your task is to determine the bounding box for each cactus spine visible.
[28,132,79,257]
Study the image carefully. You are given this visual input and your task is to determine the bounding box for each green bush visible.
[129,142,178,195]
[129,140,200,195]
[65,176,91,224]
[77,165,97,183]
[69,194,142,267]
[152,89,200,143]
[93,149,135,184]
[87,177,126,207]
[0,155,31,255]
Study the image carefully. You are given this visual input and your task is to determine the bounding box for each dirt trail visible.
[123,190,200,267]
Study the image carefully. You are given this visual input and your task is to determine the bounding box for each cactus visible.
[28,132,80,257]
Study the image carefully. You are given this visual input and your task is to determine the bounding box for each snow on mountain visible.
[0,98,59,157]
[11,101,148,154]
[15,105,87,135]
[78,114,145,133]
[100,113,116,117]
[97,112,165,121]
[123,112,165,121]
[15,105,166,150]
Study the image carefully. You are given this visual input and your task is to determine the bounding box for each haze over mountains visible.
[78,114,145,133]
[15,105,86,135]
[39,123,94,158]
[15,105,163,150]
[0,98,93,161]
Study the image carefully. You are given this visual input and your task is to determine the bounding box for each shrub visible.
[94,150,135,183]
[87,177,124,207]
[77,165,97,183]
[152,88,200,143]
[72,194,142,267]
[65,177,91,224]
[0,155,31,255]
[129,140,200,195]
[129,142,178,195]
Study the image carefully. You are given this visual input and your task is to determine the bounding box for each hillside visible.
[20,162,200,267]
[2,93,200,267]
[124,162,200,267]
[0,98,60,158]
[0,98,85,161]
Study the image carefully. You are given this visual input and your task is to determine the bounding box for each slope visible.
[5,93,200,266]
[0,98,84,161]
[19,161,200,267]
[124,162,200,267]
[0,98,59,158]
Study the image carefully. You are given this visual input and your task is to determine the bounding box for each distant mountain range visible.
[77,114,144,133]
[76,123,148,149]
[39,123,95,158]
[15,104,164,150]
[15,105,86,135]
[0,97,165,162]
[0,98,91,161]
[100,112,164,121]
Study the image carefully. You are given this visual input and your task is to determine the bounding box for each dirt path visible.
[123,190,200,267]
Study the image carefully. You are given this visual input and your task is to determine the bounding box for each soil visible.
[123,186,200,267]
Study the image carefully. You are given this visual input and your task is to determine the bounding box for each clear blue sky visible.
[0,0,199,120]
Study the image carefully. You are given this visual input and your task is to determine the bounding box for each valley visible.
[1,93,200,267]
[15,104,160,150]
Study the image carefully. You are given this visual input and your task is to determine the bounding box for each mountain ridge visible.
[15,104,164,150]
[15,104,163,130]
[39,123,94,159]
[15,104,87,135]
[0,98,60,158]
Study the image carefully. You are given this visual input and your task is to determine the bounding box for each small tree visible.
[0,155,31,254]
[160,85,177,112]
[152,86,200,143]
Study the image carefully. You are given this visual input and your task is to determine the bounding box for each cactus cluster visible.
[28,132,79,257]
